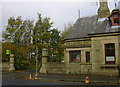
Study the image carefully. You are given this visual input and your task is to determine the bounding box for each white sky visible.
[0,0,118,39]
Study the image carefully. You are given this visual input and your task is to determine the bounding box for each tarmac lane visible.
[2,77,119,87]
[2,71,120,87]
[2,79,120,87]
[2,78,87,85]
[2,71,85,85]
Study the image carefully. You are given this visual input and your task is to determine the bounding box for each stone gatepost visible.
[65,50,70,74]
[9,54,15,71]
[39,48,48,74]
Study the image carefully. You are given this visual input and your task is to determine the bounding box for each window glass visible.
[69,51,81,63]
[105,43,115,64]
[114,18,119,24]
[86,52,90,62]
[113,14,120,17]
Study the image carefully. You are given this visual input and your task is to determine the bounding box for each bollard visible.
[85,77,89,84]
[29,74,32,80]
[34,73,39,80]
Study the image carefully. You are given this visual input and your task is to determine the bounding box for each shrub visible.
[14,58,29,70]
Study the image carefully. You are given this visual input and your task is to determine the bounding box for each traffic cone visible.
[85,77,89,84]
[34,73,39,80]
[29,74,32,80]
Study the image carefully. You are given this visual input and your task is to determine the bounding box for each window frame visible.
[86,51,90,63]
[104,43,115,65]
[69,50,81,63]
[109,13,120,26]
[113,17,120,25]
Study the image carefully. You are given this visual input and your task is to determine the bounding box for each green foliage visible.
[61,22,73,40]
[14,58,29,70]
[14,47,28,59]
[33,13,52,44]
[2,42,35,70]
[3,16,34,46]
[2,13,65,71]
[33,13,64,62]
[47,29,64,62]
[2,42,16,62]
[3,16,23,43]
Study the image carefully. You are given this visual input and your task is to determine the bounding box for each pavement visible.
[2,71,119,85]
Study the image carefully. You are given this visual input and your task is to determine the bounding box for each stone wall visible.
[2,62,10,72]
[64,40,91,48]
[46,62,92,74]
[64,47,92,74]
[91,35,120,75]
[64,33,120,75]
[46,62,66,74]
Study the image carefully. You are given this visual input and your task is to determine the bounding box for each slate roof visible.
[66,15,120,40]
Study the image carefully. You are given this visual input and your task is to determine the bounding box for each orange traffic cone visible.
[85,77,89,84]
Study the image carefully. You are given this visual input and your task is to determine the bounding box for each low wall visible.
[69,63,92,74]
[47,62,67,74]
[2,62,10,72]
[46,62,92,74]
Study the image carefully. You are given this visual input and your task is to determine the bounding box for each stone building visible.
[63,0,120,75]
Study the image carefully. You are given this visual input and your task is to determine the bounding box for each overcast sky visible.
[0,0,118,41]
